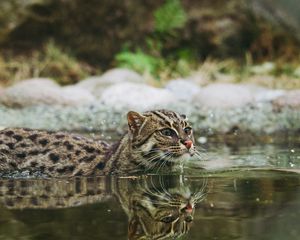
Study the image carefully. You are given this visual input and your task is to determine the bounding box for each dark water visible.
[0,141,300,240]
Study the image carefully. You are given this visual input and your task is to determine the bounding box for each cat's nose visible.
[183,140,193,149]
[181,202,193,213]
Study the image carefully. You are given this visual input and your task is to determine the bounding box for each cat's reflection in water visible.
[0,175,207,240]
[114,175,207,240]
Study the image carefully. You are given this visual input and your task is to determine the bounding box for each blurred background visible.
[0,0,300,88]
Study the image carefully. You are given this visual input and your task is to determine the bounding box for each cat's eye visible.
[184,127,192,135]
[160,128,175,137]
[161,215,176,223]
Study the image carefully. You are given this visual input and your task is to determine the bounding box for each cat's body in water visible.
[0,110,196,177]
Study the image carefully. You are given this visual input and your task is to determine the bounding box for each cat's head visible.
[127,176,198,240]
[127,109,195,168]
[128,198,194,240]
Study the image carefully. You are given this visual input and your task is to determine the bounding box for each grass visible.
[142,58,300,89]
[0,41,98,87]
[0,42,299,90]
[184,58,300,89]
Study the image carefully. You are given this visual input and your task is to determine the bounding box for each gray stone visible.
[77,68,144,97]
[165,79,201,101]
[0,79,299,136]
[272,90,300,110]
[100,82,177,111]
[243,84,285,102]
[193,83,254,109]
[61,86,96,105]
[0,78,95,108]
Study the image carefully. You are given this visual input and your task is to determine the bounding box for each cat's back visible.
[0,128,110,177]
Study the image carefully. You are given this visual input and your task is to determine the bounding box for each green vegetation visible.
[154,0,187,33]
[116,49,160,76]
[115,0,194,81]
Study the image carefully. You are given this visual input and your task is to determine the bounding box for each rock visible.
[100,82,177,111]
[0,78,59,107]
[76,68,144,97]
[165,79,201,101]
[0,78,95,108]
[239,84,285,102]
[272,90,300,110]
[193,83,254,108]
[11,78,59,88]
[253,88,285,102]
[61,86,96,105]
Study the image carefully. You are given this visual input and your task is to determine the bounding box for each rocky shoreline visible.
[0,68,299,139]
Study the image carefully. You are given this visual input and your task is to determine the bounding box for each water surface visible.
[0,140,299,240]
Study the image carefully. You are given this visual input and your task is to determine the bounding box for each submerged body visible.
[0,110,196,177]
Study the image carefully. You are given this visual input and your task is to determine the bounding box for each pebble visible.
[0,78,95,107]
[165,79,201,101]
[0,68,298,135]
[272,90,300,110]
[100,82,177,111]
[193,83,254,108]
[76,68,144,98]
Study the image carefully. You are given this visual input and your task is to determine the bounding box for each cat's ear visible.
[127,111,146,136]
[180,114,187,120]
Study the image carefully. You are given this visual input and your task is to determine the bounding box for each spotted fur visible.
[0,110,196,177]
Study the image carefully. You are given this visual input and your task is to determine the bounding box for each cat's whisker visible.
[158,176,172,198]
[136,152,163,171]
[143,176,171,199]
[139,182,164,200]
[150,176,167,197]
[143,189,170,203]
[146,150,174,172]
[156,152,173,174]
[139,199,180,207]
[140,176,179,203]
[194,147,208,157]
[193,149,207,160]
[192,178,208,203]
[145,156,163,171]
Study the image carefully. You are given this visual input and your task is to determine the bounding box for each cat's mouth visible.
[141,148,195,167]
[172,148,195,157]
[160,149,194,163]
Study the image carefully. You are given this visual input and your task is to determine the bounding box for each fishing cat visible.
[0,110,196,177]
